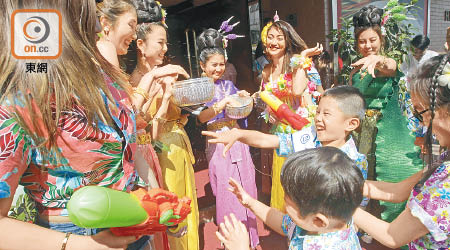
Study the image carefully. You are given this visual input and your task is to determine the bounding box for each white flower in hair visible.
[437,62,450,89]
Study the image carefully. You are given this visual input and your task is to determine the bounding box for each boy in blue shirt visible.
[216,147,364,249]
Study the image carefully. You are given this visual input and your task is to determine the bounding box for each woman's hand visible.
[351,55,384,78]
[151,64,190,80]
[300,43,323,58]
[228,178,253,208]
[216,214,251,250]
[160,76,174,100]
[237,90,250,97]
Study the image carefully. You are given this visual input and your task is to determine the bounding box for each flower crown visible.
[261,11,280,47]
[218,16,244,60]
[437,60,450,89]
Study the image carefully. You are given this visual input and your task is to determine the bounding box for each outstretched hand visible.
[351,55,383,78]
[202,128,242,157]
[228,178,252,208]
[216,214,251,250]
[301,43,323,58]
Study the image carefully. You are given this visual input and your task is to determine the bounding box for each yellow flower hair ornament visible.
[261,21,272,47]
[261,11,280,46]
[437,61,450,89]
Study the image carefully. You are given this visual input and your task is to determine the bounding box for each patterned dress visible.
[281,215,362,250]
[407,159,450,249]
[0,75,143,218]
[204,79,259,248]
[262,67,321,212]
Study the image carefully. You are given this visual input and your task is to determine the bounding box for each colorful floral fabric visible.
[282,214,362,250]
[398,77,425,137]
[408,161,450,249]
[0,75,143,216]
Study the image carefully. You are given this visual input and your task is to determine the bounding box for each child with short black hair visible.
[218,147,364,249]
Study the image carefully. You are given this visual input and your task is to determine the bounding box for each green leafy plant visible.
[329,0,419,84]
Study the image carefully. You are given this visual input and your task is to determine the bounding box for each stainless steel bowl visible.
[172,77,215,107]
[225,95,253,119]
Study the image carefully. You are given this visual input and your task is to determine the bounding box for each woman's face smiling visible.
[200,53,226,82]
[108,10,137,55]
[266,26,286,58]
[357,28,381,57]
[139,25,168,67]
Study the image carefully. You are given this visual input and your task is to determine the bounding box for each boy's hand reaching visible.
[228,178,252,208]
[202,128,242,157]
[215,214,251,250]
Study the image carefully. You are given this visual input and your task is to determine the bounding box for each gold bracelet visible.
[133,87,149,102]
[212,103,223,114]
[61,232,71,250]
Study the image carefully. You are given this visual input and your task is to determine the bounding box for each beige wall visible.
[429,0,450,52]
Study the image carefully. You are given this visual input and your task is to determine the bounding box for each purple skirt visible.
[206,132,259,248]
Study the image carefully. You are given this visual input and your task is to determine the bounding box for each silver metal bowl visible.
[225,95,253,119]
[172,77,215,107]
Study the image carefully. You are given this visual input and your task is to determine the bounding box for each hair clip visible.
[219,16,240,33]
[273,11,280,22]
[218,17,244,60]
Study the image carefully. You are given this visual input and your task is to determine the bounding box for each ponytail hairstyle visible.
[352,5,385,54]
[266,20,308,73]
[410,53,450,189]
[197,28,225,64]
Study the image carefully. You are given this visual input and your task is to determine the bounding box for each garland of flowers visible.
[264,73,293,98]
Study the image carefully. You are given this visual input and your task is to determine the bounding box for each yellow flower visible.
[261,22,272,46]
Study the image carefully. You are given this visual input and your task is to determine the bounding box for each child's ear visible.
[200,62,206,72]
[312,213,330,229]
[136,39,145,54]
[346,117,360,132]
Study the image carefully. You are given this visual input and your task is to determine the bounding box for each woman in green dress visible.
[349,6,423,222]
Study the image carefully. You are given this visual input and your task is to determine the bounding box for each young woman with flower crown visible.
[194,22,260,248]
[259,13,323,211]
